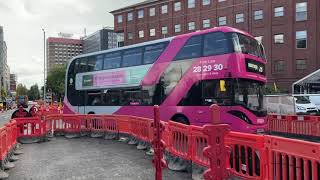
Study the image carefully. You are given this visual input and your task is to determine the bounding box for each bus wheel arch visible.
[88,111,95,114]
[171,114,190,125]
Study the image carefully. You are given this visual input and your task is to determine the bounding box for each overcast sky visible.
[0,0,143,88]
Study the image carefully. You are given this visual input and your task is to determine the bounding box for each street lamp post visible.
[42,28,46,108]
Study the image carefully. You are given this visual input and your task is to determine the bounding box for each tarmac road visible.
[9,137,192,180]
[0,109,15,127]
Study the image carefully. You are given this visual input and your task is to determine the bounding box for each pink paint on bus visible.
[64,26,268,134]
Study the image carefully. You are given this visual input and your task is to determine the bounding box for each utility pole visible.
[42,28,46,108]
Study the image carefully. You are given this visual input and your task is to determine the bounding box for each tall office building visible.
[0,26,10,93]
[111,0,320,92]
[83,28,118,54]
[46,37,83,74]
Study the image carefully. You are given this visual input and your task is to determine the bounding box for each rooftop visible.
[110,0,160,14]
[47,37,83,45]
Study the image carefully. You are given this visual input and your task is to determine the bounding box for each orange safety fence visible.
[225,131,267,179]
[0,120,18,166]
[12,112,320,180]
[266,135,320,180]
[268,114,320,138]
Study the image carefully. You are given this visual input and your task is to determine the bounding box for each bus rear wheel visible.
[172,115,189,125]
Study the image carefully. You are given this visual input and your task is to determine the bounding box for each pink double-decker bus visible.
[64,26,267,133]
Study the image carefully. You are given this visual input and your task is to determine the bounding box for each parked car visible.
[294,96,318,115]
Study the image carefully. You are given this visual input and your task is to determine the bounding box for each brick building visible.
[47,37,83,74]
[110,0,320,92]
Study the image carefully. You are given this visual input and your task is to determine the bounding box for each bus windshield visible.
[232,33,266,60]
[234,79,266,115]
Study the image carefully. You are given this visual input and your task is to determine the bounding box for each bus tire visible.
[172,115,189,125]
[88,112,95,114]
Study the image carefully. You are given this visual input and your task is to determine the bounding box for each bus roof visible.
[68,26,254,65]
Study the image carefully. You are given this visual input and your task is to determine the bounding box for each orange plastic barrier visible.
[0,127,7,161]
[166,121,191,160]
[15,117,44,138]
[266,135,320,180]
[225,131,267,179]
[130,116,153,143]
[268,114,320,138]
[13,112,320,180]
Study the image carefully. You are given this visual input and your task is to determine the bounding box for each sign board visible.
[75,65,152,90]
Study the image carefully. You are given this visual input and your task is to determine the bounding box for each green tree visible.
[47,64,66,100]
[0,88,7,101]
[28,84,40,101]
[16,84,28,96]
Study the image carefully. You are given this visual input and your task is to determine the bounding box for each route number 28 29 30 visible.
[193,64,223,73]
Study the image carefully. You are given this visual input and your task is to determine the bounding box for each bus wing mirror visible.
[220,80,226,92]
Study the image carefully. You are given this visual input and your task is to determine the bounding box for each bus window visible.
[121,90,141,106]
[202,80,233,106]
[104,52,121,70]
[86,90,103,106]
[104,90,121,106]
[178,81,202,106]
[79,58,88,72]
[95,55,103,71]
[203,32,232,56]
[143,42,168,64]
[87,56,96,72]
[175,35,202,60]
[122,48,142,67]
[74,59,80,74]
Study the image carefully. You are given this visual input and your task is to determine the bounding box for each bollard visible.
[151,105,166,180]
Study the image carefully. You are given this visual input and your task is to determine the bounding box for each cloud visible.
[0,0,143,88]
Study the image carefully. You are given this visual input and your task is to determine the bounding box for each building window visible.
[235,13,244,23]
[274,7,284,17]
[188,0,195,8]
[128,32,133,40]
[150,29,156,37]
[161,5,168,14]
[218,0,226,2]
[296,59,307,70]
[139,30,144,38]
[274,34,284,44]
[255,36,263,43]
[203,19,210,28]
[296,2,307,21]
[203,0,210,6]
[254,10,263,20]
[127,12,133,21]
[138,10,144,19]
[174,2,181,11]
[218,16,227,26]
[174,24,181,33]
[274,60,285,72]
[162,26,168,35]
[149,7,155,16]
[188,22,195,31]
[296,31,307,49]
[117,15,123,23]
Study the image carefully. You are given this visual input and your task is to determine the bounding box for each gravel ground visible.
[8,137,192,180]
